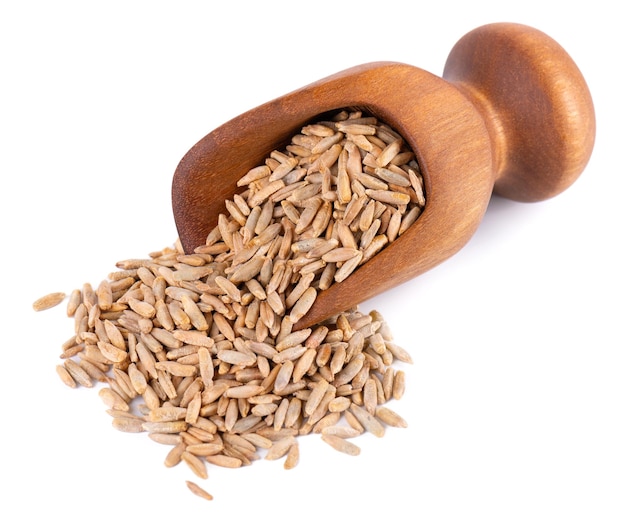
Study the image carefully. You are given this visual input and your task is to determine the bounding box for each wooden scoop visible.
[172,23,595,329]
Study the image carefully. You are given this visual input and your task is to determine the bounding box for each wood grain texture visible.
[443,23,595,202]
[171,23,595,328]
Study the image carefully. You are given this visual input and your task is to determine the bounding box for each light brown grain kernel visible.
[265,435,296,460]
[375,406,408,428]
[334,353,365,386]
[186,443,223,457]
[328,396,351,413]
[273,345,307,364]
[163,441,186,468]
[168,300,191,330]
[271,397,289,431]
[336,122,377,135]
[250,402,278,417]
[154,300,174,331]
[329,345,348,376]
[98,387,129,412]
[97,340,128,364]
[284,441,300,470]
[256,427,299,441]
[216,349,256,367]
[246,341,278,360]
[77,358,107,383]
[399,206,422,235]
[33,291,66,311]
[349,403,385,438]
[197,347,214,388]
[136,342,158,379]
[238,165,271,187]
[147,406,187,422]
[223,445,255,466]
[229,415,263,435]
[364,189,411,206]
[363,378,378,415]
[321,425,362,439]
[155,361,197,377]
[201,382,230,406]
[142,420,188,434]
[56,364,76,388]
[312,411,341,434]
[274,360,294,393]
[305,384,337,425]
[292,348,316,383]
[302,123,336,137]
[304,378,330,416]
[224,384,264,399]
[222,434,255,455]
[157,369,177,400]
[181,452,208,479]
[393,370,406,400]
[112,416,145,433]
[58,344,83,360]
[205,454,243,468]
[241,433,273,450]
[408,168,426,206]
[214,275,242,303]
[185,391,202,425]
[213,313,236,342]
[321,434,361,456]
[101,319,124,349]
[382,366,394,401]
[183,430,212,446]
[343,409,365,434]
[275,329,312,352]
[376,138,403,167]
[126,297,155,319]
[334,251,363,283]
[361,235,388,264]
[223,398,239,432]
[149,433,182,446]
[63,359,93,388]
[283,397,302,429]
[66,289,82,316]
[185,480,214,501]
[385,342,413,364]
[126,363,147,394]
[96,280,113,311]
[289,287,317,323]
[142,385,161,411]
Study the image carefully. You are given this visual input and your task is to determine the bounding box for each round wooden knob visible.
[443,23,595,202]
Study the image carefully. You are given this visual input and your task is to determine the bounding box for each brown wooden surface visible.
[443,23,595,202]
[171,23,595,329]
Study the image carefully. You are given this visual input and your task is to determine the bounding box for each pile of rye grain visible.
[34,109,424,501]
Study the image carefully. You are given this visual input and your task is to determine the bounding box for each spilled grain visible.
[39,108,420,503]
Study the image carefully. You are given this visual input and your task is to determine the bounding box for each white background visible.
[1,1,623,518]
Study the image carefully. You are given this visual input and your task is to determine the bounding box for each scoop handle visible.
[443,23,595,202]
